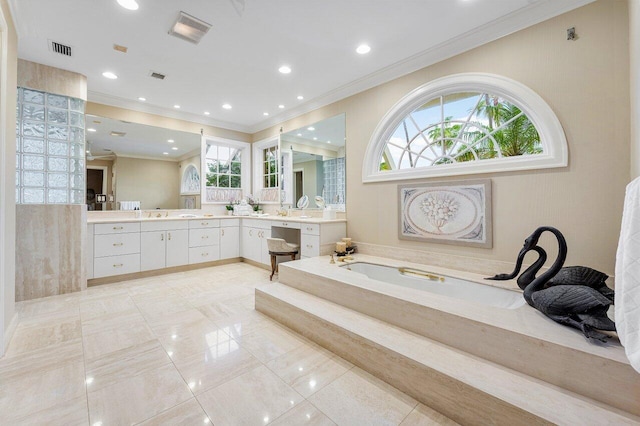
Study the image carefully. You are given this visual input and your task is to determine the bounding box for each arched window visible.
[362,73,567,182]
[180,164,200,195]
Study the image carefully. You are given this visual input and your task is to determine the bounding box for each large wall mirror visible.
[280,113,346,211]
[85,115,201,210]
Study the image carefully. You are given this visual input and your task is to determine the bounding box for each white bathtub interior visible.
[340,261,526,310]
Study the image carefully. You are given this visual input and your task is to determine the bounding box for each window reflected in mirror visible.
[279,113,345,211]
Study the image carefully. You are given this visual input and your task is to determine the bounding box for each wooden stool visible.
[267,238,300,281]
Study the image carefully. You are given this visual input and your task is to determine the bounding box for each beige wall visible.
[115,157,180,210]
[295,159,323,200]
[1,0,17,354]
[631,0,640,178]
[254,1,630,275]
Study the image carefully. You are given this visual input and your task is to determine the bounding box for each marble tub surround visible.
[1,263,454,425]
[273,254,638,418]
[15,205,87,301]
[256,283,640,425]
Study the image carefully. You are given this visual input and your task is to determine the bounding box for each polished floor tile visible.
[309,367,418,426]
[266,342,352,397]
[238,322,307,363]
[87,363,192,425]
[137,398,211,425]
[85,339,172,392]
[1,263,454,426]
[269,400,336,425]
[197,365,304,426]
[174,344,261,394]
[0,360,86,423]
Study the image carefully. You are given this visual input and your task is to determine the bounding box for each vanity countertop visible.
[87,214,346,225]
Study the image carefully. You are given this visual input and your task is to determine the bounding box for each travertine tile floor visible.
[0,263,458,425]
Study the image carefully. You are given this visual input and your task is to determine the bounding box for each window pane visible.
[231,175,241,188]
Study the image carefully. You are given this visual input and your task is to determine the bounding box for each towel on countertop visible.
[615,177,640,373]
[119,201,141,211]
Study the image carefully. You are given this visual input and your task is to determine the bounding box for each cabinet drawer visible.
[95,233,140,257]
[272,220,300,229]
[189,219,220,229]
[94,253,140,278]
[141,220,189,232]
[301,223,320,235]
[189,228,220,247]
[242,218,271,229]
[301,234,320,257]
[95,222,140,234]
[219,218,240,227]
[189,245,220,264]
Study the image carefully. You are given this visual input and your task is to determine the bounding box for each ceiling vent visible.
[149,71,166,80]
[110,131,126,137]
[168,11,212,45]
[48,40,72,57]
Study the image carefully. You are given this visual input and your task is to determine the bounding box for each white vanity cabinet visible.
[300,222,345,258]
[188,219,220,264]
[86,224,94,279]
[140,221,189,271]
[220,219,240,259]
[241,219,271,265]
[93,222,141,278]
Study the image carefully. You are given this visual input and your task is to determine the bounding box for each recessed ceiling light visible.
[167,139,174,143]
[297,95,304,100]
[87,128,97,132]
[307,126,315,131]
[102,71,118,79]
[117,0,139,11]
[278,104,285,109]
[278,65,292,74]
[171,147,178,150]
[174,104,181,109]
[137,97,146,101]
[313,137,317,140]
[162,152,169,155]
[263,112,269,116]
[356,44,371,54]
[296,133,302,137]
[204,111,210,115]
[222,103,232,110]
[327,140,331,144]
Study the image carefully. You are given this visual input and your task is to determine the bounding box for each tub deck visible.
[255,254,639,424]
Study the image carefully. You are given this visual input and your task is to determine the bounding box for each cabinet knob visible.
[161,234,164,241]
[113,263,123,268]
[202,235,208,239]
[168,233,172,240]
[201,222,208,226]
[249,229,253,236]
[113,242,123,247]
[202,252,208,256]
[307,227,313,231]
[113,226,123,230]
[221,229,224,236]
[307,244,312,248]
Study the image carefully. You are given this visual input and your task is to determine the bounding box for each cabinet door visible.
[241,226,260,263]
[166,229,189,267]
[260,228,271,265]
[140,231,166,271]
[220,226,240,259]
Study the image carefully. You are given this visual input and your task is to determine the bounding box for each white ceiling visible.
[10,0,593,134]
[86,115,200,161]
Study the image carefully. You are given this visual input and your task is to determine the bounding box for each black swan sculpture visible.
[489,226,615,342]
[487,240,614,303]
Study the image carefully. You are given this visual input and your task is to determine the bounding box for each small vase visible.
[227,210,233,216]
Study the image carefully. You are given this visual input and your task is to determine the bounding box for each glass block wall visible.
[16,87,85,204]
[322,157,345,204]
